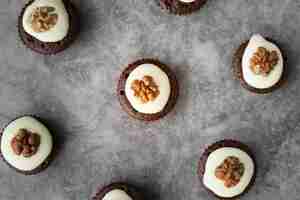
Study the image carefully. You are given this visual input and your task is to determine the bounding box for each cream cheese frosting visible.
[102,189,132,200]
[22,0,69,42]
[242,34,283,89]
[179,0,196,3]
[1,116,53,171]
[125,63,171,114]
[203,147,254,198]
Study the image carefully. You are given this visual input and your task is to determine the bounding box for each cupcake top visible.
[92,183,143,200]
[22,0,69,42]
[102,189,133,200]
[202,147,255,198]
[178,0,197,2]
[158,0,207,15]
[242,34,284,89]
[125,63,171,114]
[0,116,53,171]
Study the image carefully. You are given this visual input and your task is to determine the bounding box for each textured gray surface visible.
[0,0,300,199]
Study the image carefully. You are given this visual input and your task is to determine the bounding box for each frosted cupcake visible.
[18,0,79,54]
[117,59,179,121]
[0,116,53,175]
[233,34,286,93]
[198,140,256,199]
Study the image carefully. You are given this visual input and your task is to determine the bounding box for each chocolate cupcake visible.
[117,59,179,121]
[92,182,143,200]
[198,140,256,199]
[158,0,207,15]
[0,116,53,175]
[233,34,286,94]
[18,0,79,55]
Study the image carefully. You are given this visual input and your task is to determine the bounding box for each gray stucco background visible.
[0,0,300,199]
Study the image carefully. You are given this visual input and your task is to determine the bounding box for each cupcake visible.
[198,140,256,199]
[0,116,53,175]
[18,0,79,55]
[92,183,143,200]
[158,0,207,15]
[233,34,285,93]
[117,59,179,121]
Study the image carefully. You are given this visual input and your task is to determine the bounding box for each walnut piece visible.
[11,129,41,158]
[215,156,245,188]
[30,6,58,33]
[250,47,279,76]
[131,76,160,104]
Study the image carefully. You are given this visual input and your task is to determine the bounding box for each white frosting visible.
[22,0,69,42]
[125,64,171,114]
[242,34,284,89]
[1,116,53,171]
[179,0,196,3]
[102,189,132,200]
[203,147,254,198]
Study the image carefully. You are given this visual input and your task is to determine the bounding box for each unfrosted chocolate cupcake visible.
[92,183,143,200]
[18,0,79,55]
[198,140,256,199]
[233,34,286,94]
[0,116,54,175]
[158,0,207,15]
[117,58,179,121]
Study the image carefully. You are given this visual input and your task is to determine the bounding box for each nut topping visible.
[30,6,58,33]
[131,76,160,104]
[11,129,40,158]
[215,156,245,188]
[250,47,279,76]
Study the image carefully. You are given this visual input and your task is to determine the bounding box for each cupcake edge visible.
[117,58,179,121]
[233,38,287,94]
[0,116,55,175]
[198,139,256,199]
[18,0,79,55]
[158,0,207,15]
[92,182,143,200]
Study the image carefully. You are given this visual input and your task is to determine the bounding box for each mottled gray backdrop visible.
[1,0,300,199]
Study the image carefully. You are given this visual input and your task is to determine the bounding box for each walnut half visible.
[11,129,41,158]
[131,76,160,104]
[250,47,279,76]
[30,6,58,33]
[215,156,245,188]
